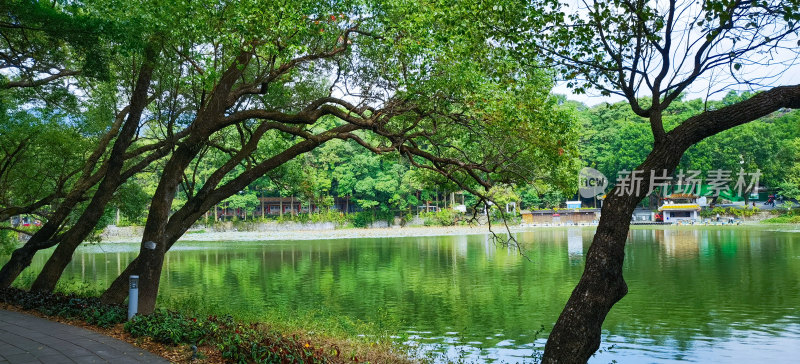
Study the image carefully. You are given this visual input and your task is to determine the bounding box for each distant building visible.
[631,209,655,222]
[658,193,700,222]
[566,201,581,209]
[521,209,600,225]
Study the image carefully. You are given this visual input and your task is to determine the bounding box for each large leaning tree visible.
[0,0,578,313]
[495,0,800,362]
[0,1,184,286]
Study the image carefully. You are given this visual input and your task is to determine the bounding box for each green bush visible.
[0,227,19,255]
[0,288,126,328]
[419,212,435,226]
[126,310,328,363]
[434,209,457,226]
[700,206,761,219]
[125,310,213,345]
[762,215,800,224]
[350,211,375,228]
[418,209,460,226]
[308,209,347,225]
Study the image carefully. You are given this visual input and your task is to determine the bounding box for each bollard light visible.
[128,275,139,320]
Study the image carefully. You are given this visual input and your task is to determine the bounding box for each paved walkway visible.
[0,310,168,364]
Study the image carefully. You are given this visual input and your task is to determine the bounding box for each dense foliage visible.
[581,94,800,193]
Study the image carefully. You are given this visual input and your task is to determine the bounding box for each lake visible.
[7,226,800,363]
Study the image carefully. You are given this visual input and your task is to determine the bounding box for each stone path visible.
[0,310,168,363]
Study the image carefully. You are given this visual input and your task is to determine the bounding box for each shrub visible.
[711,207,726,215]
[349,211,375,228]
[309,210,347,224]
[125,310,214,345]
[0,227,18,255]
[433,209,457,226]
[417,209,460,226]
[126,311,328,363]
[762,215,800,223]
[0,288,126,328]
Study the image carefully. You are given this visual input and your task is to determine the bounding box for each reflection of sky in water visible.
[9,227,800,363]
[597,322,800,363]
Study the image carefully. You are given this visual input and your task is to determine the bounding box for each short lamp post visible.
[128,275,139,320]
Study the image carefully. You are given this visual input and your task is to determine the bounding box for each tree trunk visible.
[29,44,158,293]
[0,165,108,287]
[0,223,60,287]
[0,91,136,286]
[99,50,254,313]
[0,242,53,287]
[743,185,753,206]
[100,257,137,304]
[543,140,683,362]
[134,238,168,312]
[0,153,110,287]
[541,194,638,362]
[648,193,659,209]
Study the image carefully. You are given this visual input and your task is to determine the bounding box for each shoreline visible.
[97,221,793,244]
[102,224,540,243]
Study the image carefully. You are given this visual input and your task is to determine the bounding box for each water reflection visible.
[659,229,700,258]
[567,228,583,257]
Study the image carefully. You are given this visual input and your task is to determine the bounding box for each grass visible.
[158,294,398,340]
[761,215,800,224]
[155,294,414,362]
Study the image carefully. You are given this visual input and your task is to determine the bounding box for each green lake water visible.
[8,226,800,363]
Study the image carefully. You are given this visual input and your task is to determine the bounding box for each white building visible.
[658,193,701,222]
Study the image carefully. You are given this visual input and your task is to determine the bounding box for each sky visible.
[550,0,800,107]
[554,65,800,107]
